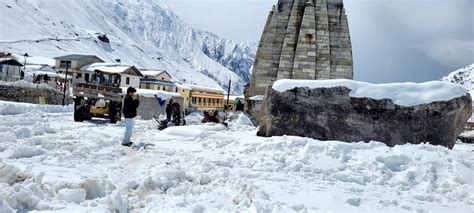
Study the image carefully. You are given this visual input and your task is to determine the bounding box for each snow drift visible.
[0,100,472,212]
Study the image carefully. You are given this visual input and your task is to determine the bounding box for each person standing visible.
[165,99,174,122]
[122,87,139,147]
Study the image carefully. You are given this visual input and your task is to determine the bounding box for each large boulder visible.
[258,80,472,149]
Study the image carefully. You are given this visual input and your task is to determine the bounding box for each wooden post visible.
[62,62,70,106]
[226,79,231,112]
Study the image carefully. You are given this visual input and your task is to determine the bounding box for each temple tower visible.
[248,0,353,96]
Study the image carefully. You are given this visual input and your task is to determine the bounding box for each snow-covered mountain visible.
[0,0,256,94]
[442,64,474,92]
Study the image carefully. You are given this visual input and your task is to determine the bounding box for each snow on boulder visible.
[259,79,472,149]
[272,79,467,107]
[57,188,86,204]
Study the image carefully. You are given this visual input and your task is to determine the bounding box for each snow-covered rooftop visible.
[225,95,245,101]
[121,88,182,99]
[140,70,168,77]
[272,79,468,107]
[176,83,192,90]
[11,54,55,67]
[81,63,137,75]
[186,83,225,94]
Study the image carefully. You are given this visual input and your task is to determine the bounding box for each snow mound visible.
[81,179,116,200]
[0,178,44,211]
[0,164,20,185]
[0,80,53,90]
[272,79,468,107]
[0,101,73,115]
[5,147,47,159]
[139,169,193,193]
[57,188,86,204]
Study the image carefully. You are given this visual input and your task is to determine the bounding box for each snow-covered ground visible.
[0,101,473,212]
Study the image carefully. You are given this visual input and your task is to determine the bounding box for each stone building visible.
[248,0,353,96]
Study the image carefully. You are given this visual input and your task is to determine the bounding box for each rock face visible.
[248,0,353,97]
[258,87,472,149]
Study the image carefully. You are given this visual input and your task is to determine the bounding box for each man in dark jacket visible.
[122,87,139,147]
[165,99,174,122]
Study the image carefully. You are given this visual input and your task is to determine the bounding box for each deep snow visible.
[0,101,473,212]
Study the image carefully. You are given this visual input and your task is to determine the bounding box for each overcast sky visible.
[162,0,474,83]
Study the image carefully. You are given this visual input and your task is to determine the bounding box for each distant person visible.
[236,100,244,111]
[171,101,181,125]
[122,87,140,147]
[165,99,174,122]
[202,111,228,127]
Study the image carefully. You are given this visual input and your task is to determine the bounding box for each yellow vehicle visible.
[73,72,123,123]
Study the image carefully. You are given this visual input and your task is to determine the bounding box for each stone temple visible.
[248,0,353,96]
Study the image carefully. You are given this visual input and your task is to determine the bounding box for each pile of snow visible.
[0,100,472,212]
[0,80,53,90]
[57,188,87,204]
[273,79,468,107]
[0,164,20,185]
[0,101,73,115]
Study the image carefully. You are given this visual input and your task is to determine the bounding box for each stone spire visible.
[248,0,353,96]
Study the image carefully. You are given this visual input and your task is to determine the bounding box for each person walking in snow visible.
[122,87,140,147]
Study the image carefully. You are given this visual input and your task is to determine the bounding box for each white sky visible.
[162,0,474,83]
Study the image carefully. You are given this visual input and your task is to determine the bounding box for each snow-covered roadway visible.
[0,101,473,212]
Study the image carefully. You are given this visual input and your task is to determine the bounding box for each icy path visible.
[0,101,473,212]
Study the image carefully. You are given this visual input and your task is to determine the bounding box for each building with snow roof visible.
[0,52,23,82]
[54,54,104,73]
[80,63,143,89]
[24,64,57,85]
[139,70,177,92]
[186,83,226,112]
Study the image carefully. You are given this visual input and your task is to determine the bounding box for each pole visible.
[22,53,28,80]
[62,62,70,106]
[226,79,231,111]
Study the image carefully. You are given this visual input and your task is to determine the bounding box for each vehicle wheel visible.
[74,107,85,122]
[109,102,122,124]
[74,97,83,110]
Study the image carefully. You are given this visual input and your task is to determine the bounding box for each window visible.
[126,77,130,85]
[161,77,165,80]
[77,73,82,78]
[60,61,71,68]
[146,83,150,89]
[85,73,90,82]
